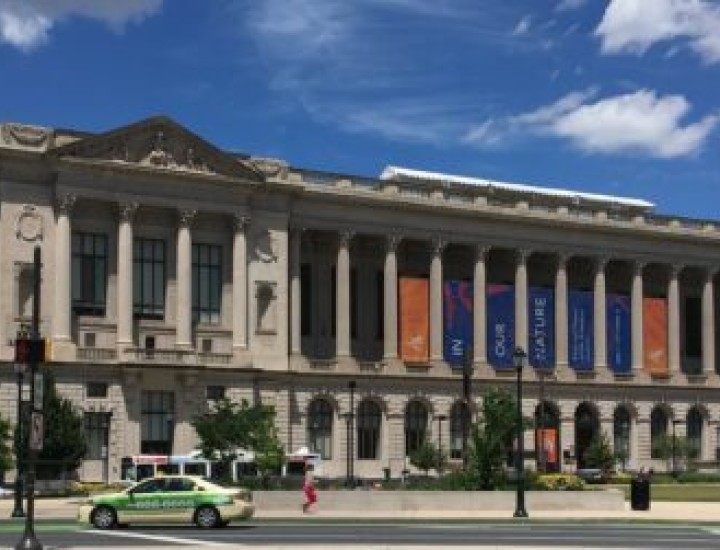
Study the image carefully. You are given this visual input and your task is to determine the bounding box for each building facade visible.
[0,117,719,482]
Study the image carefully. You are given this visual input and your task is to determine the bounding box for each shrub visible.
[534,474,585,491]
[609,472,633,484]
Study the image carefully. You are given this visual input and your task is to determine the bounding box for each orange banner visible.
[536,428,557,465]
[643,297,668,378]
[399,277,429,362]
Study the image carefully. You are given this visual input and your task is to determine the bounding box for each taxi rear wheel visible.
[91,505,117,529]
[194,506,220,528]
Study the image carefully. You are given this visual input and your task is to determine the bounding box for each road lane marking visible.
[84,529,234,547]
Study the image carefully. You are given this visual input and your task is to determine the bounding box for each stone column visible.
[473,245,488,365]
[631,261,645,372]
[430,237,445,362]
[176,209,196,349]
[233,215,251,352]
[383,235,401,360]
[702,269,716,375]
[53,193,76,345]
[555,253,569,369]
[668,265,681,375]
[515,249,529,353]
[594,257,607,369]
[336,230,354,358]
[289,227,302,355]
[117,202,138,349]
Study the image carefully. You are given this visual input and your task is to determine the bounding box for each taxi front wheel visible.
[194,506,220,528]
[91,505,117,529]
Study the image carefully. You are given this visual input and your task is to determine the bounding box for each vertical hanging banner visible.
[529,287,555,369]
[399,277,429,362]
[607,294,631,374]
[568,290,594,371]
[443,280,473,367]
[643,297,668,378]
[487,284,515,369]
[536,428,558,469]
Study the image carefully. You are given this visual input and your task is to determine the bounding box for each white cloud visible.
[596,0,720,64]
[512,15,532,36]
[465,89,719,158]
[0,0,162,51]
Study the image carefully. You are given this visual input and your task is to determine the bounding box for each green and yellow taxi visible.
[78,475,254,529]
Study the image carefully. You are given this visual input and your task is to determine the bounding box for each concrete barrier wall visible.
[254,490,625,512]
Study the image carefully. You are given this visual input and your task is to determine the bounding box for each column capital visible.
[338,229,355,247]
[515,248,531,264]
[594,256,609,271]
[669,264,683,278]
[476,244,489,260]
[557,252,571,268]
[704,266,718,281]
[178,208,197,228]
[386,233,402,253]
[56,193,77,216]
[430,236,446,256]
[118,201,139,222]
[632,260,646,276]
[234,214,251,232]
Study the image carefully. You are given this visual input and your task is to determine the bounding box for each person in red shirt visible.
[302,463,317,513]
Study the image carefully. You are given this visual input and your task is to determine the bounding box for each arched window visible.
[574,402,599,469]
[405,401,428,456]
[357,400,382,460]
[613,406,632,468]
[650,406,668,459]
[450,402,470,460]
[307,398,333,459]
[687,408,703,460]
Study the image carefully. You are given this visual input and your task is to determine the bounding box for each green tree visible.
[191,398,285,479]
[468,387,519,490]
[584,433,615,473]
[409,441,446,476]
[37,378,87,479]
[0,412,14,474]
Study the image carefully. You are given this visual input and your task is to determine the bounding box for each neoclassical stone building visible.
[0,117,719,482]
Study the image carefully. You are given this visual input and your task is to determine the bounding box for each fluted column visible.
[53,193,76,344]
[594,257,607,369]
[555,253,569,368]
[336,230,354,357]
[668,265,681,374]
[289,227,302,355]
[702,269,716,375]
[473,245,488,365]
[176,209,196,348]
[233,215,250,351]
[383,234,401,360]
[117,202,138,348]
[515,249,529,353]
[631,261,645,372]
[430,237,445,361]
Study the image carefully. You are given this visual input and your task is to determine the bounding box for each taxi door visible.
[161,477,200,523]
[123,478,169,524]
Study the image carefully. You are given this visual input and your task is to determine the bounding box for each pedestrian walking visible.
[302,463,317,513]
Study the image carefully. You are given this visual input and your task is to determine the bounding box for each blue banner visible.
[607,294,631,374]
[443,280,473,367]
[487,284,515,369]
[568,290,594,371]
[529,287,555,369]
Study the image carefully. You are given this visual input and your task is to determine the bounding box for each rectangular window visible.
[192,243,222,324]
[133,238,165,319]
[141,391,174,455]
[206,385,225,401]
[84,412,110,460]
[300,264,312,337]
[72,232,108,316]
[87,382,108,399]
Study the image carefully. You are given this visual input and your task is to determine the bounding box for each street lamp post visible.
[11,361,26,518]
[538,371,545,475]
[347,381,357,488]
[513,347,528,518]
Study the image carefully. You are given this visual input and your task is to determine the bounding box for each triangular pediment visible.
[51,116,263,181]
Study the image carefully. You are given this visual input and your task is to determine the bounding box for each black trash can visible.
[383,467,391,482]
[630,477,651,510]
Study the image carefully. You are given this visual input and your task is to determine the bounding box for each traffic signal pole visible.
[16,246,43,550]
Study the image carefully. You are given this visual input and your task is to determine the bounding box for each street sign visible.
[29,412,43,451]
[33,371,44,411]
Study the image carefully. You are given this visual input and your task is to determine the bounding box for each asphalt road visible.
[2,521,720,548]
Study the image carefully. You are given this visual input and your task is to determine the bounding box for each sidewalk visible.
[2,496,720,522]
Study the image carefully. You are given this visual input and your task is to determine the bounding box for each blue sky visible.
[1,0,719,219]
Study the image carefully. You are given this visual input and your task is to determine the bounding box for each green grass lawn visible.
[609,483,720,501]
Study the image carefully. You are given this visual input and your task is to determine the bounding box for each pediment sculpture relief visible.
[1,123,51,150]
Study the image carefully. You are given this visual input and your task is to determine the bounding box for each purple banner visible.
[568,290,594,371]
[607,294,631,374]
[487,284,515,369]
[443,280,473,367]
[529,287,555,369]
